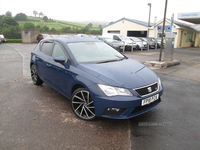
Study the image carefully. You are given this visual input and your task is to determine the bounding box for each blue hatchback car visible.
[30,36,163,120]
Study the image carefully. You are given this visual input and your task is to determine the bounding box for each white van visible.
[102,34,136,50]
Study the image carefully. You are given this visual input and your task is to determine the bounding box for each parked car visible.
[138,37,156,49]
[129,37,148,50]
[77,34,89,37]
[155,38,165,48]
[30,36,163,120]
[98,37,124,51]
[0,34,8,43]
[102,34,137,51]
[36,34,52,43]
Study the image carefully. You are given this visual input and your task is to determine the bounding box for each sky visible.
[0,0,200,24]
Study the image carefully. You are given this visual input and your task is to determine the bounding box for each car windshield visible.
[119,35,130,40]
[130,37,142,42]
[67,42,125,64]
[141,38,151,41]
[151,38,157,42]
[104,38,113,42]
[147,38,154,41]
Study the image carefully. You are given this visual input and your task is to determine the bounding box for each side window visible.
[52,43,68,63]
[41,42,53,56]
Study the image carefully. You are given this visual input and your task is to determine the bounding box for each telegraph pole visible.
[159,0,168,61]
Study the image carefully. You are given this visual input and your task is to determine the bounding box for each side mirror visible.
[54,56,66,65]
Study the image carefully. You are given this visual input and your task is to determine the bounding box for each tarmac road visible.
[0,43,200,150]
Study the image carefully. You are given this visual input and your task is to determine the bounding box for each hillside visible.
[17,16,101,30]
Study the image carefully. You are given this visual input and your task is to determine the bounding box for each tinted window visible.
[41,42,53,56]
[52,43,68,62]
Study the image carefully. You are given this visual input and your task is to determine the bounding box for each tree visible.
[109,22,113,25]
[88,23,93,28]
[33,10,38,17]
[5,11,12,17]
[60,27,71,33]
[0,16,18,27]
[43,16,48,22]
[83,25,90,33]
[2,26,21,39]
[23,22,35,30]
[41,26,49,31]
[0,15,4,21]
[14,13,27,21]
[39,12,44,18]
[50,27,57,32]
[35,25,41,29]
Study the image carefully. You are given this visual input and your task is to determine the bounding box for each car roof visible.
[42,35,101,43]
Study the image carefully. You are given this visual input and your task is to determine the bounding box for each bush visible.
[7,39,22,43]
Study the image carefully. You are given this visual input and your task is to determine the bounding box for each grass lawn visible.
[17,16,100,30]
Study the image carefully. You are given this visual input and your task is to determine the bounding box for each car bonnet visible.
[78,59,158,89]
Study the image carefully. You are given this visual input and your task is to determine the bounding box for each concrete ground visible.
[0,44,200,150]
[123,47,200,82]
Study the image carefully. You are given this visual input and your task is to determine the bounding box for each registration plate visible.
[141,94,159,106]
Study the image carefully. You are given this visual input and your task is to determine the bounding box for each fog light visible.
[107,108,120,111]
[103,108,126,116]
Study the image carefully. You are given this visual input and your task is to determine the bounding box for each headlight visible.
[98,84,133,97]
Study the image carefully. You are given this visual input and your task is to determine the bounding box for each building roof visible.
[151,18,200,32]
[178,12,200,24]
[173,20,196,31]
[103,17,154,28]
[103,17,200,33]
[190,25,200,32]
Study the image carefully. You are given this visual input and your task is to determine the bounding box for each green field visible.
[17,16,100,30]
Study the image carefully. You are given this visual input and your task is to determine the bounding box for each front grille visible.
[103,108,126,116]
[134,82,158,97]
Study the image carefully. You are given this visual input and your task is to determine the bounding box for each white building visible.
[103,15,200,48]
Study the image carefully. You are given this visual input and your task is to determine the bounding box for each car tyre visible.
[71,88,96,120]
[30,64,43,85]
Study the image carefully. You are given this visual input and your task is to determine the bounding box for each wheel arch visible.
[71,84,85,95]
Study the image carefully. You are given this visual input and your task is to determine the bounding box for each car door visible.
[50,42,75,98]
[35,41,54,82]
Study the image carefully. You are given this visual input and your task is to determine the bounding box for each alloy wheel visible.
[31,65,38,83]
[30,64,43,85]
[72,88,96,120]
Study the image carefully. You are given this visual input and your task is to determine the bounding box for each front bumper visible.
[91,87,163,119]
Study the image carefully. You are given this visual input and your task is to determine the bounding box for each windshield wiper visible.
[97,59,119,64]
[97,57,125,64]
[115,55,126,61]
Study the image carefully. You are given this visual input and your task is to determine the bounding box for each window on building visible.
[186,32,193,42]
[108,30,120,34]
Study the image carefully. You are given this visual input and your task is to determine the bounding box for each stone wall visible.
[21,30,76,43]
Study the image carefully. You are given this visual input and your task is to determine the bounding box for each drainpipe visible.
[170,14,174,33]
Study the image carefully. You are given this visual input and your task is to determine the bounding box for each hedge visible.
[7,39,22,43]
